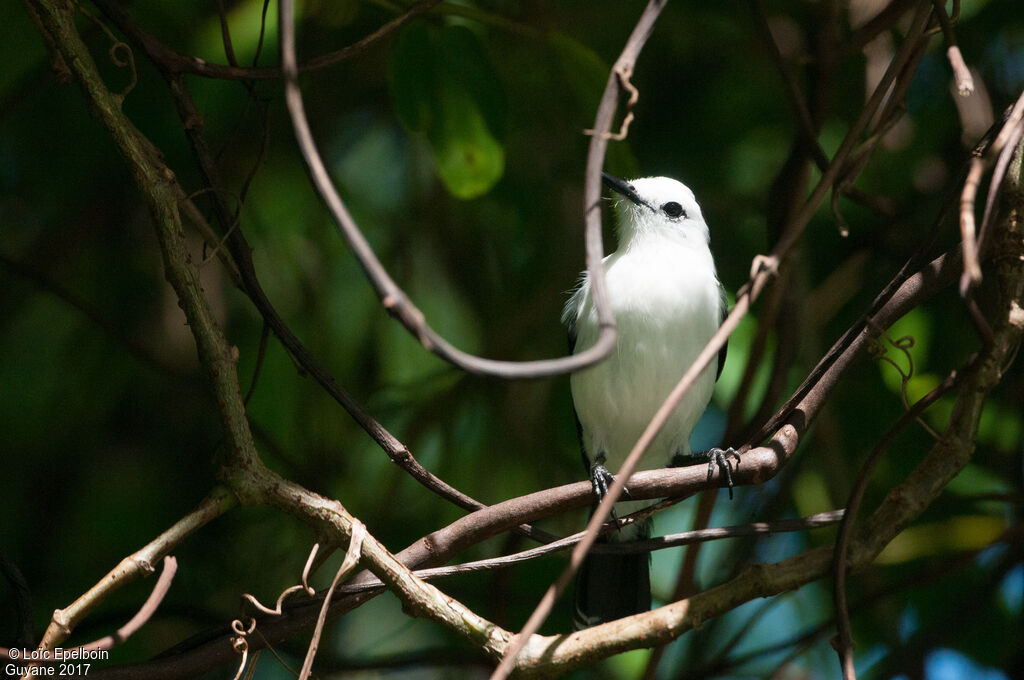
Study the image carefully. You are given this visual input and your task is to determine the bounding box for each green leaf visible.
[429,81,505,199]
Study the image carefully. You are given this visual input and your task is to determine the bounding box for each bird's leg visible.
[669,447,741,499]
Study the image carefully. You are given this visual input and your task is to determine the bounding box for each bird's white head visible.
[603,173,709,249]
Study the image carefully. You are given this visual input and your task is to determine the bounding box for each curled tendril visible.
[241,543,320,616]
[583,65,637,141]
[108,41,137,97]
[73,2,137,98]
[869,323,941,440]
[229,617,256,680]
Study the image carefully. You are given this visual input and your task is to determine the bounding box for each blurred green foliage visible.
[390,23,506,198]
[1,1,1022,678]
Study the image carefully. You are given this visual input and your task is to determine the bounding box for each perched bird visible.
[563,173,732,629]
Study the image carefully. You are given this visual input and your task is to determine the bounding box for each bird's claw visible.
[670,447,741,499]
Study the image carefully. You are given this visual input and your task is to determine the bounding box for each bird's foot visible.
[589,459,626,524]
[669,447,741,499]
[590,461,614,501]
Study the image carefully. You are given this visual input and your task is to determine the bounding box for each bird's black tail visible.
[572,521,651,630]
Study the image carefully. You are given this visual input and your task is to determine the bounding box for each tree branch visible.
[86,0,442,82]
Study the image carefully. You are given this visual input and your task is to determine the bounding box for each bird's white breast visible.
[569,240,721,472]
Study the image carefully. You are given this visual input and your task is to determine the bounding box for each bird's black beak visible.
[601,172,649,209]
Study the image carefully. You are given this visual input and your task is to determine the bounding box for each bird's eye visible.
[662,202,686,219]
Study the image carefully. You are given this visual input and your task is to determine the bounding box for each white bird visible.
[563,173,733,628]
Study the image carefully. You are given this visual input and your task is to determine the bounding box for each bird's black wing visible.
[716,281,728,381]
[566,314,590,471]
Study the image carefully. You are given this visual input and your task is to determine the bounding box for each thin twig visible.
[304,510,849,597]
[279,0,617,379]
[228,618,256,680]
[959,90,1024,296]
[958,95,1024,344]
[178,193,243,286]
[960,150,987,293]
[91,0,443,82]
[252,0,271,67]
[298,522,366,680]
[215,0,239,67]
[978,110,1024,258]
[930,0,973,96]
